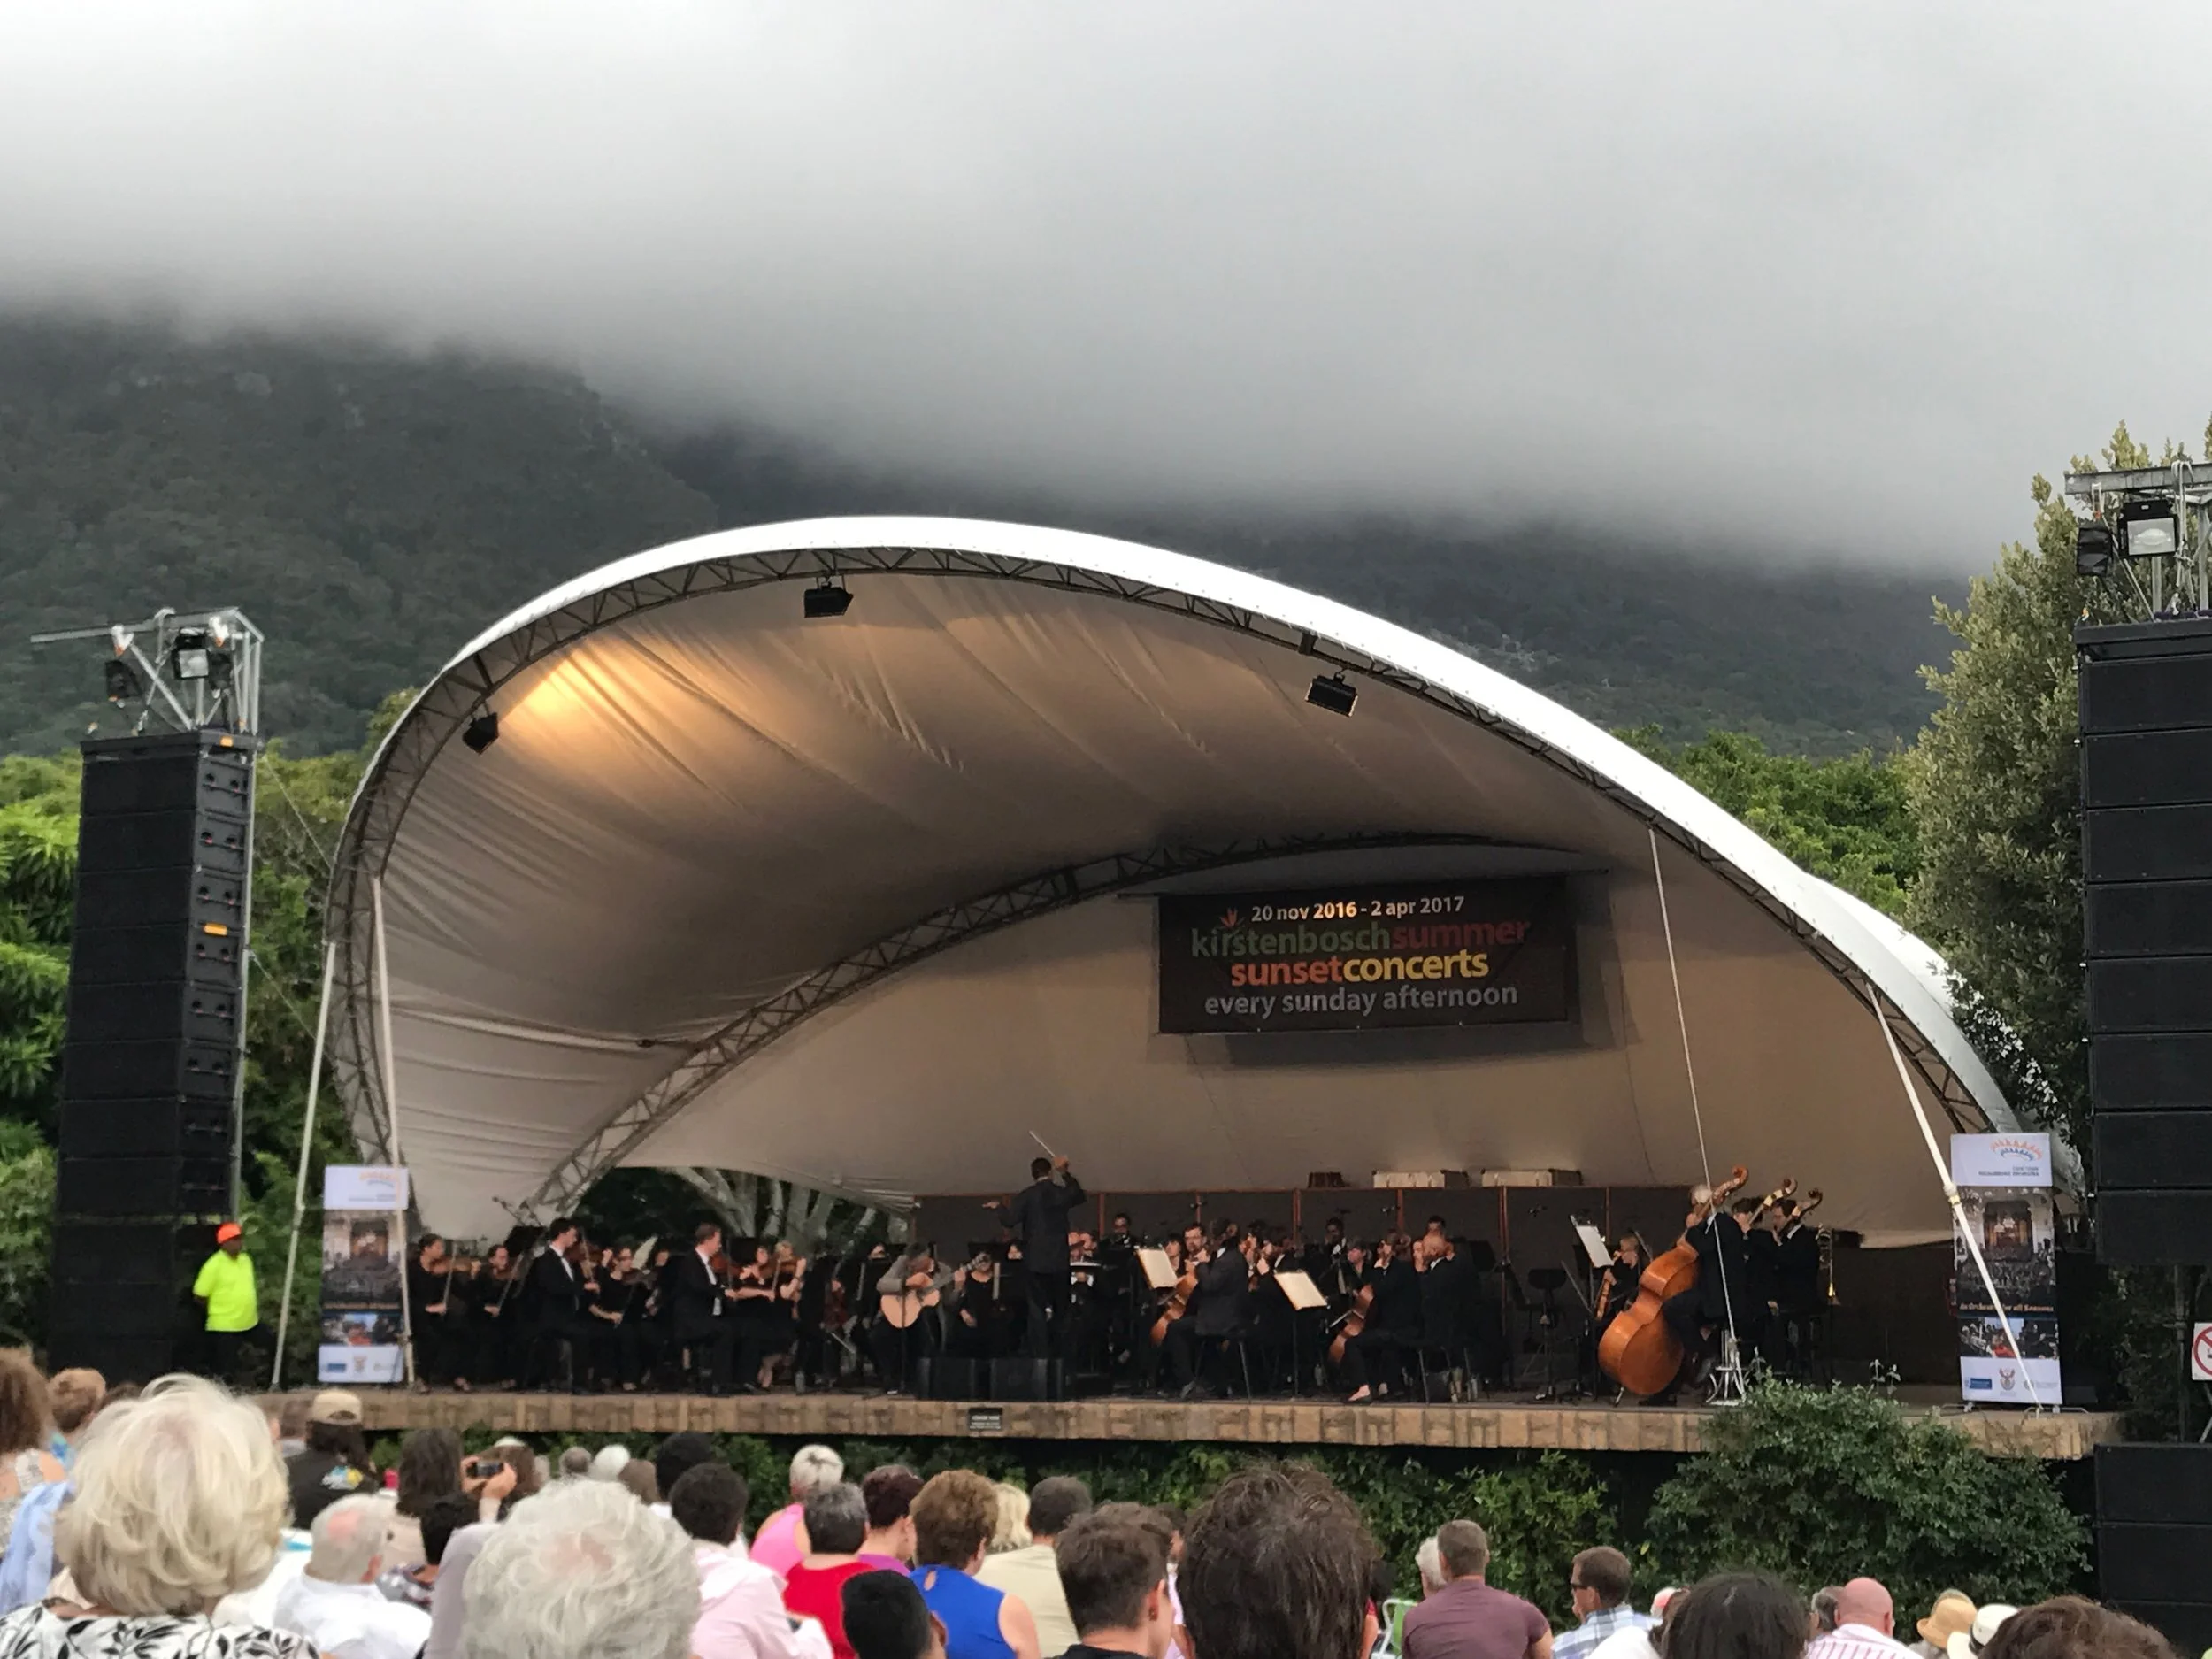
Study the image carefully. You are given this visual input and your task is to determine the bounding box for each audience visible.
[380,1492,480,1611]
[1401,1519,1549,1659]
[1981,1598,2172,1659]
[785,1484,878,1659]
[1909,1592,1976,1658]
[1053,1502,1174,1659]
[669,1463,803,1659]
[910,1470,1042,1659]
[1953,1604,2016,1657]
[1417,1536,1446,1600]
[618,1461,662,1505]
[390,1429,467,1570]
[458,1478,698,1659]
[1663,1572,1808,1659]
[0,1352,63,1554]
[273,1494,431,1659]
[558,1448,594,1480]
[288,1392,375,1527]
[652,1432,718,1518]
[979,1477,1088,1657]
[842,1571,947,1659]
[987,1486,1031,1555]
[1179,1463,1377,1659]
[590,1446,633,1481]
[757,1447,847,1580]
[859,1466,924,1571]
[46,1369,104,1463]
[1811,1590,1842,1638]
[1805,1578,1911,1659]
[1553,1548,1649,1659]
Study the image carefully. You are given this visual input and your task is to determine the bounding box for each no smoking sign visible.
[2193,1323,2212,1383]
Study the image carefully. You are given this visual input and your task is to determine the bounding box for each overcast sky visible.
[4,3,2208,566]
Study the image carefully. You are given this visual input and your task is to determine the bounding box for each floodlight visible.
[2121,501,2180,559]
[172,626,211,681]
[2075,521,2116,578]
[803,580,854,618]
[1306,672,1358,717]
[104,658,141,703]
[463,711,501,754]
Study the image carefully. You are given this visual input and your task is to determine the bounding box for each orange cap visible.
[215,1222,242,1244]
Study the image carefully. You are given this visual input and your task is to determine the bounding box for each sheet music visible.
[1136,1246,1178,1290]
[1572,1222,1611,1271]
[1272,1268,1326,1311]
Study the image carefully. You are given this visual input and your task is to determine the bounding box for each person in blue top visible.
[909,1470,1040,1659]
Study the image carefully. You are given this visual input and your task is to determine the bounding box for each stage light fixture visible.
[103,657,141,703]
[172,626,211,681]
[1306,672,1357,717]
[2076,520,2116,578]
[462,710,501,754]
[803,580,854,618]
[2121,500,2180,559]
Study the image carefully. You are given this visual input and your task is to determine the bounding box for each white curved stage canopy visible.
[326,517,2024,1244]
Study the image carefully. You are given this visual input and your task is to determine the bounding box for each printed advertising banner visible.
[319,1164,410,1385]
[1158,877,1573,1034]
[1949,1134,2061,1405]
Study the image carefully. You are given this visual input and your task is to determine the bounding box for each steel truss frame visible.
[323,544,1999,1217]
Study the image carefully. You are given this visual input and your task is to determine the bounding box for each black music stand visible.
[1525,1267,1586,1401]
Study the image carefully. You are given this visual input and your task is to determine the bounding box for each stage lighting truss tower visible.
[31,606,266,1210]
[2065,462,2212,621]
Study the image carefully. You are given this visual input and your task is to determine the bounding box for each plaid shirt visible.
[1555,1604,1656,1659]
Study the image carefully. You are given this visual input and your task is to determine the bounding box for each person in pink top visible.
[857,1465,924,1572]
[754,1445,847,1582]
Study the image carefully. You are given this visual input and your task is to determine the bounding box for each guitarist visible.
[871,1246,954,1394]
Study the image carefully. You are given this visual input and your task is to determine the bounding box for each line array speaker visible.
[2096,1444,2212,1651]
[2078,618,2212,1267]
[49,731,256,1378]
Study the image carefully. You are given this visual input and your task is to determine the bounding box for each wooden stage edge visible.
[343,1390,2122,1461]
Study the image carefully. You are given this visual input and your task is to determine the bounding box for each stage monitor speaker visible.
[2078,618,2212,1269]
[988,1357,1065,1402]
[2096,1444,2212,1651]
[915,1357,982,1402]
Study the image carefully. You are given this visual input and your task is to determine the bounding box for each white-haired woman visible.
[0,1374,314,1659]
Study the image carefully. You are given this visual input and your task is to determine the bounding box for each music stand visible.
[1525,1267,1585,1401]
[1274,1269,1325,1398]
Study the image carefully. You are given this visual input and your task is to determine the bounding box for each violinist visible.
[668,1224,738,1394]
[1773,1197,1824,1319]
[471,1243,520,1387]
[407,1234,452,1386]
[1302,1217,1349,1296]
[1340,1232,1418,1404]
[587,1243,644,1391]
[729,1243,782,1392]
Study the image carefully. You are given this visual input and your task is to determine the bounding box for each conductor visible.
[1003,1154,1086,1359]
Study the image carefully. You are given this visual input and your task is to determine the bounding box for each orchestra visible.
[403,1159,1834,1405]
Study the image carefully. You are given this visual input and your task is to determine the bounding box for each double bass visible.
[1596,1166,1749,1397]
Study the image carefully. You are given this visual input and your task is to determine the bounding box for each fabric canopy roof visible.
[326,518,2022,1242]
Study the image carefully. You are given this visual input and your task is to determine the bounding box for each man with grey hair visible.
[1416,1536,1445,1598]
[460,1479,701,1659]
[274,1494,432,1659]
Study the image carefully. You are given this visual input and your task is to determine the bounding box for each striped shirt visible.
[1806,1624,1915,1659]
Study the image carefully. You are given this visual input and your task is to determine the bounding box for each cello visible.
[1596,1166,1748,1397]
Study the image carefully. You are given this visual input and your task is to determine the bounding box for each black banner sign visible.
[1157,877,1574,1034]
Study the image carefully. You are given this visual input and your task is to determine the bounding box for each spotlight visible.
[2121,500,2180,559]
[1306,672,1357,717]
[2075,520,2116,578]
[172,626,211,681]
[104,657,142,704]
[462,710,501,754]
[803,580,854,618]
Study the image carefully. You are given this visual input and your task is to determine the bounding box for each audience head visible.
[589,1445,632,1481]
[989,1483,1031,1554]
[276,1393,312,1446]
[0,1349,53,1458]
[1810,1586,1841,1634]
[1662,1571,1808,1659]
[841,1571,946,1659]
[667,1463,749,1548]
[653,1432,718,1506]
[1055,1502,1172,1658]
[1834,1577,1895,1636]
[862,1464,923,1562]
[789,1443,845,1502]
[1571,1546,1631,1616]
[912,1470,1000,1571]
[55,1374,290,1616]
[308,1494,396,1585]
[495,1441,543,1504]
[1916,1591,1977,1653]
[420,1492,480,1568]
[1980,1597,2167,1659]
[459,1478,697,1659]
[48,1368,105,1441]
[1435,1519,1489,1582]
[1149,1504,1187,1564]
[1415,1535,1445,1597]
[558,1447,593,1479]
[396,1426,465,1517]
[804,1483,869,1558]
[1180,1462,1378,1659]
[1027,1476,1091,1542]
[306,1390,372,1467]
[616,1461,659,1505]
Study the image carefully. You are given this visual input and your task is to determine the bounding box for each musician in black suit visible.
[1163,1224,1255,1395]
[524,1217,591,1390]
[1002,1155,1086,1359]
[1340,1233,1420,1403]
[1659,1195,1757,1394]
[668,1223,738,1393]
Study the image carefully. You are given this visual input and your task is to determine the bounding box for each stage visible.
[345,1388,2120,1461]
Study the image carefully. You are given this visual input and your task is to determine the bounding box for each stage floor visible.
[348,1388,2119,1460]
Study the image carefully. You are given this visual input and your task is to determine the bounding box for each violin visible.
[1596,1165,1750,1397]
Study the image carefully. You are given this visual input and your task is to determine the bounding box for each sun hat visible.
[308,1388,364,1425]
[1916,1594,1977,1651]
[1947,1604,2018,1659]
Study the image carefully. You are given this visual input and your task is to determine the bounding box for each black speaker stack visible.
[2078,615,2212,1647]
[48,729,256,1382]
